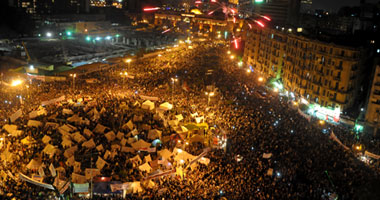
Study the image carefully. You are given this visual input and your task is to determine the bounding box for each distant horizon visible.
[311,0,379,12]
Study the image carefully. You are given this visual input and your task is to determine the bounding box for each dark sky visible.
[312,0,379,11]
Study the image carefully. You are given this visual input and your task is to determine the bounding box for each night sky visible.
[312,0,379,11]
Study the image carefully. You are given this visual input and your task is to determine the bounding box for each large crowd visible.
[0,41,379,200]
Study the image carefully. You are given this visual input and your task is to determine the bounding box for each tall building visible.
[300,0,312,14]
[365,58,380,124]
[253,0,300,25]
[244,26,362,114]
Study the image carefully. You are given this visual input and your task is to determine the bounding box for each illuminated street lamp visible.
[230,55,235,59]
[46,32,52,37]
[125,58,132,70]
[205,91,215,106]
[227,51,231,54]
[70,73,77,91]
[258,77,264,82]
[171,77,178,100]
[11,80,23,87]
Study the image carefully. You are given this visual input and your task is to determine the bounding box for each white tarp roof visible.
[3,124,23,137]
[158,149,172,160]
[141,100,155,110]
[159,102,173,111]
[27,120,43,127]
[43,144,59,157]
[148,129,162,140]
[82,139,96,149]
[131,140,151,150]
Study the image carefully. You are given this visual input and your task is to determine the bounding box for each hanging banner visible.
[330,131,349,150]
[365,151,380,160]
[142,169,176,180]
[74,183,89,193]
[186,148,210,169]
[10,109,22,123]
[18,173,55,190]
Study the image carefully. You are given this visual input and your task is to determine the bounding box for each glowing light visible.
[208,11,214,15]
[227,51,231,54]
[273,88,279,92]
[11,80,23,87]
[158,54,162,57]
[105,36,112,40]
[319,120,325,125]
[238,61,243,67]
[86,36,91,41]
[162,29,171,34]
[300,98,309,105]
[46,32,52,37]
[66,31,72,36]
[246,69,251,73]
[29,65,34,70]
[195,1,202,3]
[143,7,160,11]
[248,24,252,29]
[234,39,238,49]
[177,149,183,153]
[180,159,185,164]
[125,59,132,63]
[256,21,265,28]
[262,16,271,21]
[233,17,236,23]
[211,0,217,2]
[258,77,264,82]
[230,55,235,59]
[255,0,264,2]
[95,37,102,41]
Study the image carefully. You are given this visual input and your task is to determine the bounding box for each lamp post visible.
[171,77,178,100]
[125,59,132,70]
[70,73,76,92]
[205,91,215,106]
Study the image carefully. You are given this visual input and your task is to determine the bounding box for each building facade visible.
[244,26,362,111]
[253,0,300,25]
[365,59,380,124]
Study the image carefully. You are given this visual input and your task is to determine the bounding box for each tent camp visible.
[159,102,173,111]
[138,162,152,173]
[62,139,73,148]
[105,131,116,142]
[141,100,155,110]
[131,140,151,150]
[148,129,162,140]
[83,129,93,137]
[122,120,134,131]
[93,124,108,134]
[72,132,86,143]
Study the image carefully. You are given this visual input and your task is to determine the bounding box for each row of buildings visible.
[243,25,380,127]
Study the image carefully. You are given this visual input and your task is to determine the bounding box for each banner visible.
[19,173,55,190]
[10,109,22,123]
[186,148,210,169]
[330,131,349,150]
[365,151,380,160]
[74,183,89,193]
[41,96,65,106]
[142,169,176,180]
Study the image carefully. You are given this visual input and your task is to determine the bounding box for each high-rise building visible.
[365,58,380,124]
[244,26,363,113]
[253,0,300,25]
[300,0,312,14]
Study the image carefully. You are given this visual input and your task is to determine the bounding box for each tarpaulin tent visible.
[82,139,96,149]
[72,132,86,143]
[96,156,107,169]
[21,136,36,145]
[26,159,41,170]
[159,102,173,111]
[175,114,184,121]
[141,100,155,110]
[27,120,43,127]
[138,162,152,173]
[168,120,179,127]
[131,140,151,150]
[64,145,77,158]
[83,128,93,137]
[116,132,124,140]
[105,131,116,142]
[93,124,108,134]
[62,139,73,148]
[122,120,134,130]
[62,109,74,115]
[175,126,188,134]
[42,135,51,144]
[43,144,59,157]
[158,149,172,160]
[190,134,204,143]
[148,129,162,140]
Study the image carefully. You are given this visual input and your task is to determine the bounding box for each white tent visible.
[3,124,17,134]
[148,129,162,140]
[141,100,155,110]
[72,132,86,143]
[138,162,152,173]
[42,135,51,144]
[175,114,183,121]
[83,129,93,137]
[26,159,41,170]
[159,102,173,111]
[96,156,107,170]
[158,149,172,160]
[82,139,96,149]
[62,139,73,148]
[122,120,134,131]
[43,144,59,157]
[21,136,35,145]
[105,131,116,142]
[93,124,107,134]
[131,140,151,150]
[27,120,43,127]
[116,132,124,140]
[62,109,74,115]
[168,120,179,127]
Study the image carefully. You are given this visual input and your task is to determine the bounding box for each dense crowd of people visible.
[0,42,379,200]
